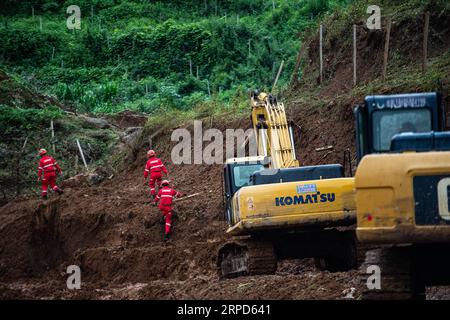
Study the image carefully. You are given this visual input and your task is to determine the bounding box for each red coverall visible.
[38,155,62,198]
[154,186,182,235]
[144,157,168,196]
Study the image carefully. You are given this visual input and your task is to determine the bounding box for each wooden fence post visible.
[422,12,430,73]
[76,139,88,170]
[74,155,79,174]
[22,137,28,151]
[207,80,211,97]
[50,120,55,153]
[319,24,323,84]
[272,60,285,92]
[383,18,392,81]
[353,24,357,86]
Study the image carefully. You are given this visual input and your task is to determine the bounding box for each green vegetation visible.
[0,0,349,114]
[0,105,62,133]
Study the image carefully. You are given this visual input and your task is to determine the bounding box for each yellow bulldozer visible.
[354,92,450,299]
[217,91,357,278]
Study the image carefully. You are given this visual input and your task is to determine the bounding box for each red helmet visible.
[39,148,47,156]
[161,180,170,186]
[147,150,156,157]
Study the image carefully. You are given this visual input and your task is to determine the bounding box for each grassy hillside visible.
[0,0,349,114]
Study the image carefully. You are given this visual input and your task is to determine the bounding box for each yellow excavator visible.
[354,92,450,299]
[217,91,357,278]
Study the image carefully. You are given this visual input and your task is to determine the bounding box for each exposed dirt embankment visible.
[297,5,450,97]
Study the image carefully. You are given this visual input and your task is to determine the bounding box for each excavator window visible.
[233,164,264,188]
[372,109,432,152]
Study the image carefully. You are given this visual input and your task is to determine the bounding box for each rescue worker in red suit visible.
[153,180,183,241]
[37,148,64,200]
[143,150,168,199]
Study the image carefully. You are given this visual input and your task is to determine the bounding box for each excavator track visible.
[217,239,277,279]
[359,247,425,300]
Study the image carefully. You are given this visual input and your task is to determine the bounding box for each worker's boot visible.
[163,233,170,241]
[56,188,64,195]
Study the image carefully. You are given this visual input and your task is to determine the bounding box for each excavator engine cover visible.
[391,131,450,153]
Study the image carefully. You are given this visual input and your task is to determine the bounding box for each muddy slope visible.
[0,112,365,300]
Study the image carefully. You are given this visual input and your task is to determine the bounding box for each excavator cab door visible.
[222,160,266,225]
[354,105,368,164]
[223,166,232,224]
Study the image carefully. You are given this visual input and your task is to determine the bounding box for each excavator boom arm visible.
[250,92,299,169]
